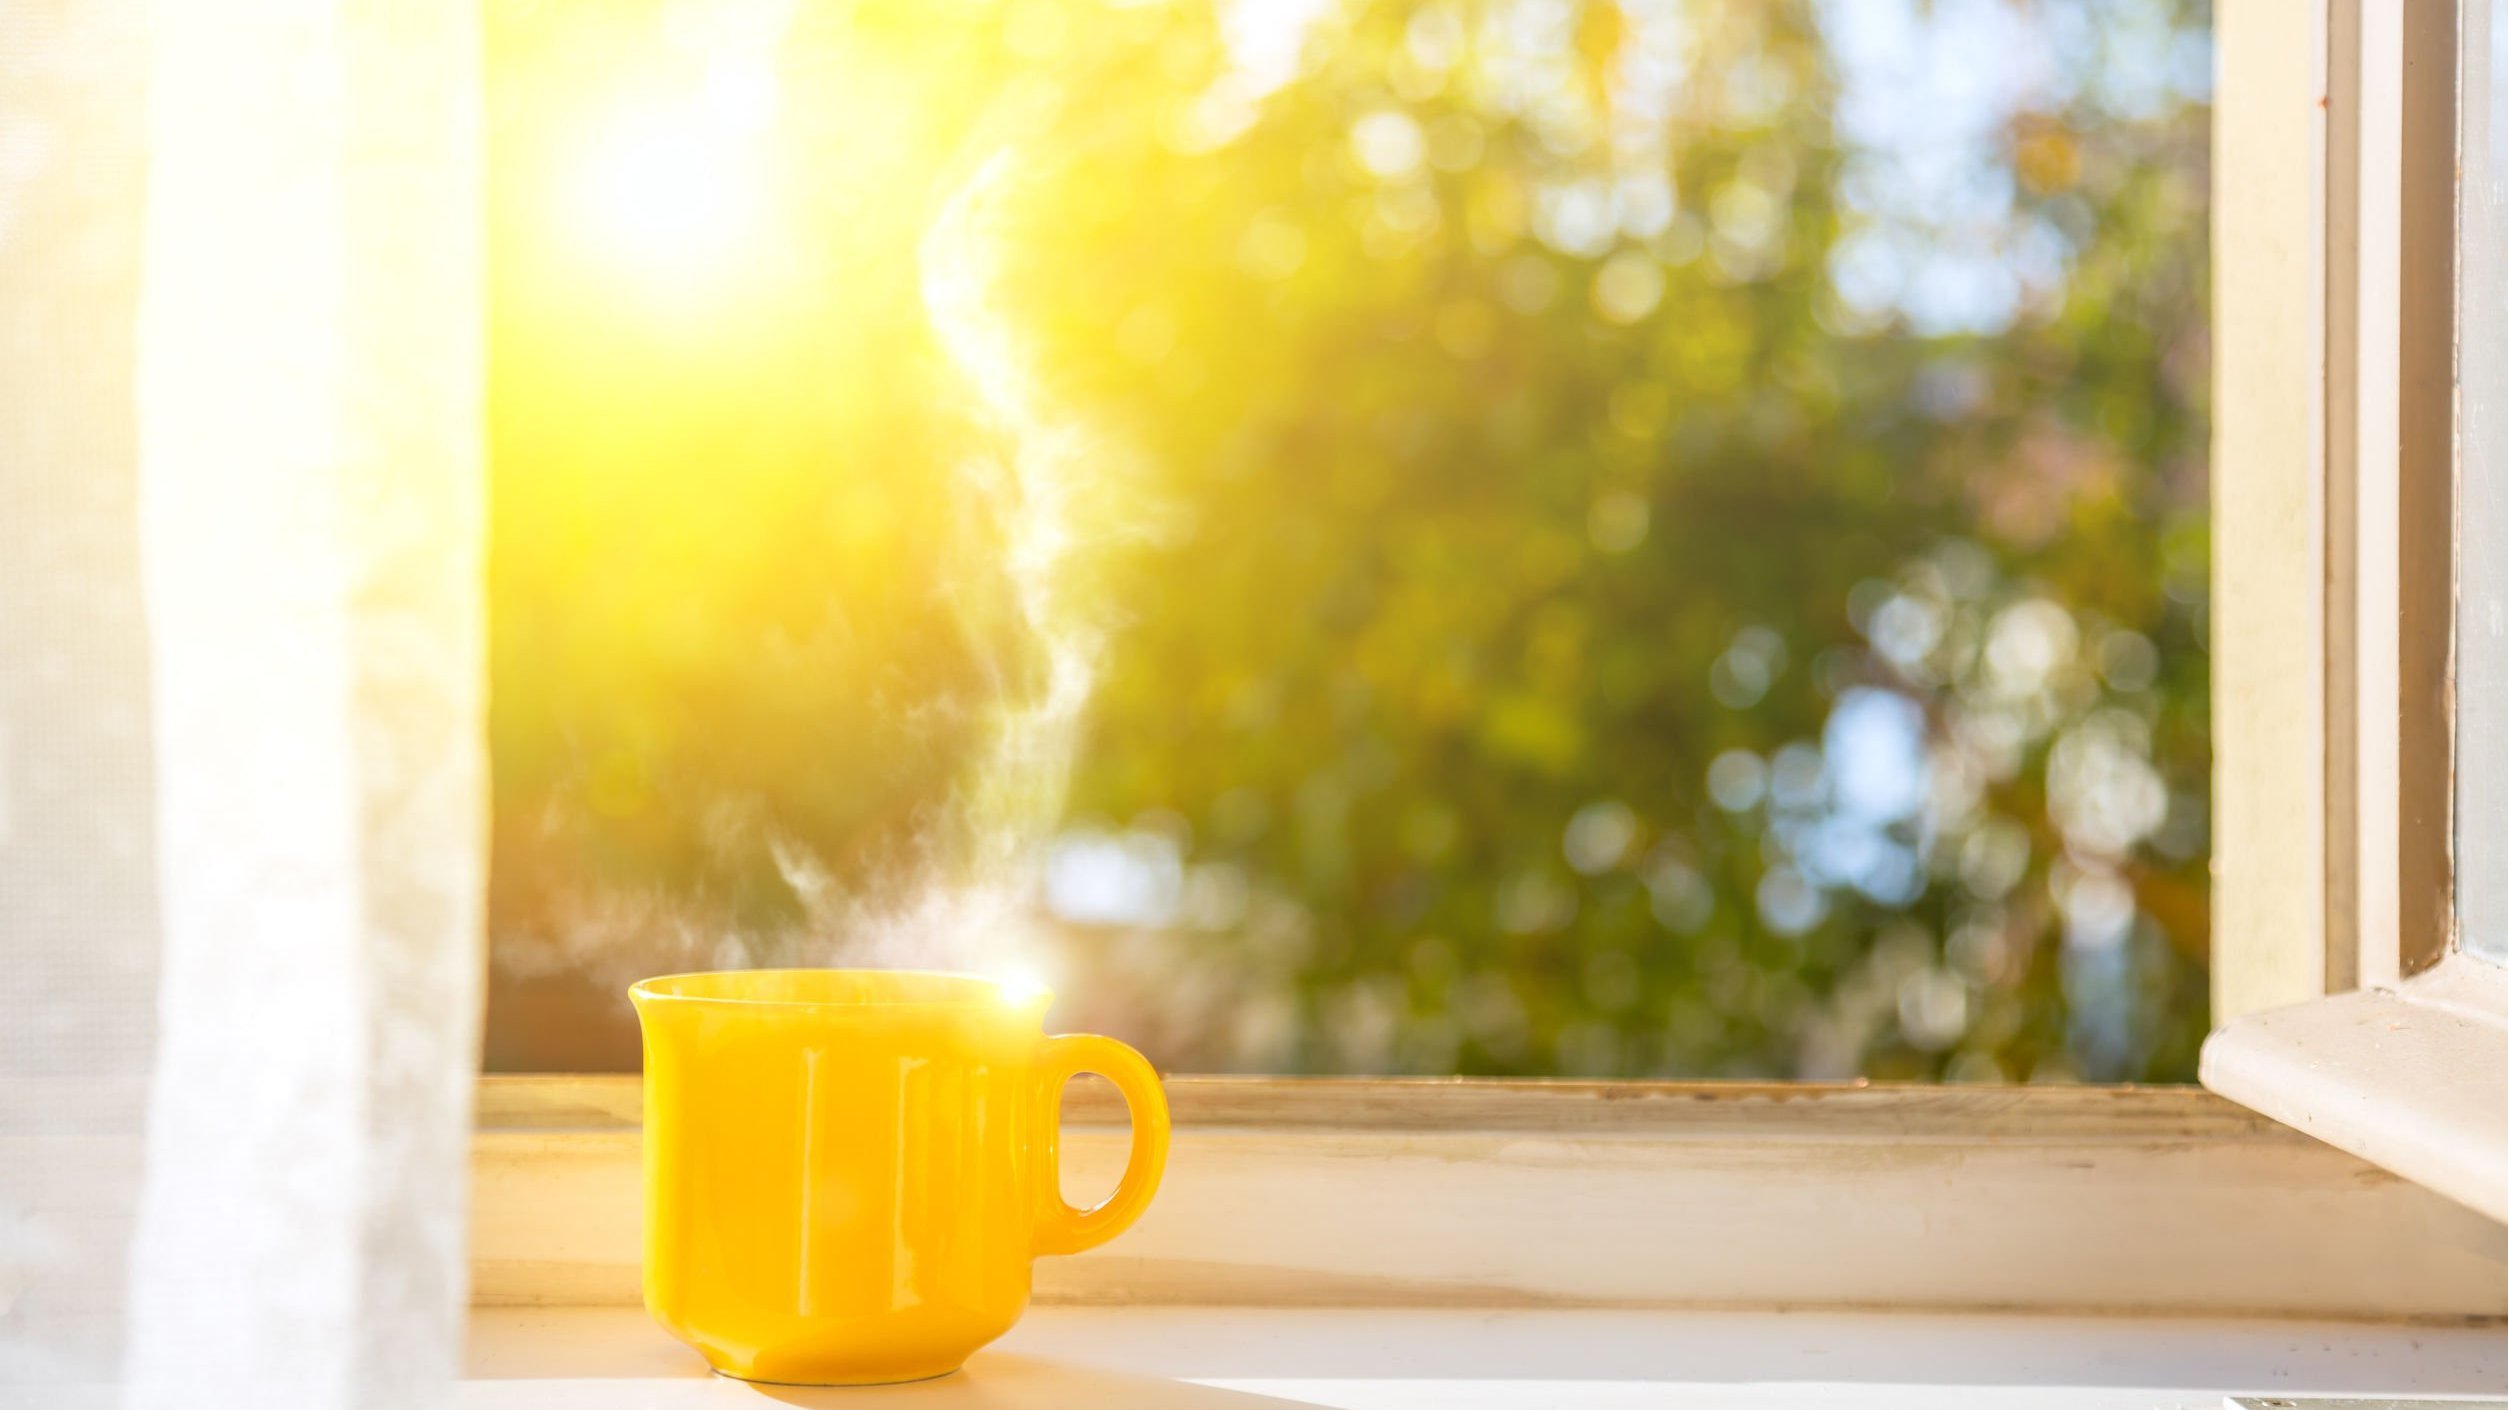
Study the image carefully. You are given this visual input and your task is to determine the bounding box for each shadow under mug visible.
[629,969,1170,1386]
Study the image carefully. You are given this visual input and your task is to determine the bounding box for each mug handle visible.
[1033,1033,1171,1257]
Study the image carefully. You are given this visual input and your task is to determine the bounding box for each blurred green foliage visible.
[486,0,2210,1081]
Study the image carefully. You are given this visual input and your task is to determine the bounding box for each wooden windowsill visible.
[472,1075,2508,1321]
[2202,954,2508,1227]
[461,1303,2508,1407]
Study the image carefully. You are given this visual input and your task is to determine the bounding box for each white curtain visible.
[1,3,486,1407]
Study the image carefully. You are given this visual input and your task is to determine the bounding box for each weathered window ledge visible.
[473,1076,2508,1321]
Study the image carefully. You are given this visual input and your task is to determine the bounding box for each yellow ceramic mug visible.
[629,969,1170,1385]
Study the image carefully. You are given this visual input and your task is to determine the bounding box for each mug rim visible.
[629,967,1050,1012]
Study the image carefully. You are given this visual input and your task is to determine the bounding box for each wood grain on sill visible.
[475,1073,2304,1143]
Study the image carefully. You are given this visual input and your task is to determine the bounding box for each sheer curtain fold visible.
[2,4,486,1407]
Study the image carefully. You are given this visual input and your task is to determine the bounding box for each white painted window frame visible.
[471,0,2508,1322]
[2198,0,2508,1229]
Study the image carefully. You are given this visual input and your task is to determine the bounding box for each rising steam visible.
[822,145,1116,980]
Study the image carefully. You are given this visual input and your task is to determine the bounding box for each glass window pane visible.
[485,0,2214,1081]
[2461,0,2508,964]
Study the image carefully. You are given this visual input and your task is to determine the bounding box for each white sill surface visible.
[464,1306,2508,1408]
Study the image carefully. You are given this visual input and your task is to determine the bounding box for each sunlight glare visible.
[569,64,775,274]
[993,962,1053,1008]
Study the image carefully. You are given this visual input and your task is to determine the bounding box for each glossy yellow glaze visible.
[630,969,1170,1386]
